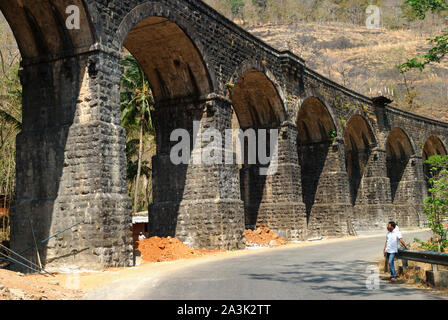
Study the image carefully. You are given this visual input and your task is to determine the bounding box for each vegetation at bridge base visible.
[120,55,155,214]
[0,16,21,243]
[414,154,448,252]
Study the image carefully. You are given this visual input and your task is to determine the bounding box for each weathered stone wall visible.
[4,0,448,270]
[11,51,133,271]
[149,96,245,249]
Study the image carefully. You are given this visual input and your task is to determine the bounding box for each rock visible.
[9,288,25,299]
[0,284,5,290]
[49,281,59,286]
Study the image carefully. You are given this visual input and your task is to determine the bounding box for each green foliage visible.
[398,0,448,72]
[0,22,21,241]
[120,55,154,135]
[225,0,245,18]
[120,55,155,212]
[328,129,337,141]
[226,82,235,89]
[404,0,448,19]
[414,154,448,252]
[252,0,268,8]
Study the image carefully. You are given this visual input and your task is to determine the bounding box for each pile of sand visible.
[245,226,288,247]
[136,236,223,262]
[0,269,83,300]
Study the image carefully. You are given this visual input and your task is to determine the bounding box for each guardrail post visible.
[432,264,438,272]
[402,259,408,268]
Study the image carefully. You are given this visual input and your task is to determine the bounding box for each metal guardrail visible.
[397,248,448,267]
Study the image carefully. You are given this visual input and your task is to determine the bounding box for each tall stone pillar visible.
[241,121,307,240]
[301,137,354,238]
[148,95,245,250]
[391,155,427,227]
[11,51,133,271]
[353,147,394,231]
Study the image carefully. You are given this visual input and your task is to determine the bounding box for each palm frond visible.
[0,109,21,131]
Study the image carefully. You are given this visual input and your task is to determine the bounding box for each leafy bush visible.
[414,154,448,252]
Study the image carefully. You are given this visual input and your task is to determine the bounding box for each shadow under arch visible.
[385,128,415,203]
[296,97,336,223]
[0,0,95,59]
[344,114,377,206]
[115,1,218,96]
[120,13,218,240]
[230,68,286,228]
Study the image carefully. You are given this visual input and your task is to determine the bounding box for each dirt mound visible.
[136,236,223,262]
[0,269,83,300]
[245,226,288,247]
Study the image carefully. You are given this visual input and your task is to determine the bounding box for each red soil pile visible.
[136,236,223,262]
[245,225,288,247]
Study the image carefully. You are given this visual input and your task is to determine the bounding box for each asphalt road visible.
[133,230,447,300]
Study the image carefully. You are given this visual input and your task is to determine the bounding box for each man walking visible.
[383,221,408,282]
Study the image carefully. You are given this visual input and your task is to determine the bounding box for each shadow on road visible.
[243,259,444,299]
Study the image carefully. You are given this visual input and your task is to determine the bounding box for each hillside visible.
[246,22,448,122]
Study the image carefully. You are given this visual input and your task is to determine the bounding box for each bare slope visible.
[247,23,448,122]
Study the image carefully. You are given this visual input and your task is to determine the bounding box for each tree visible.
[398,0,448,72]
[120,55,155,214]
[225,0,245,20]
[0,40,21,242]
[414,154,448,252]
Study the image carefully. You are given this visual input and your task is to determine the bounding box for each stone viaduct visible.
[1,0,447,271]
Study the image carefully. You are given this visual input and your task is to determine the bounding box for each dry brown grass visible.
[248,22,448,122]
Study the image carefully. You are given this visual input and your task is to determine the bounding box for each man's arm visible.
[399,238,409,250]
[383,240,387,255]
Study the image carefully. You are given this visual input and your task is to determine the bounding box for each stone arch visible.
[230,68,286,229]
[385,128,415,202]
[119,12,245,249]
[121,18,212,102]
[0,0,95,59]
[116,1,216,100]
[296,97,337,223]
[422,135,447,160]
[230,67,287,129]
[297,97,337,142]
[344,114,377,205]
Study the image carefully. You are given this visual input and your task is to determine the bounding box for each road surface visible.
[128,230,446,300]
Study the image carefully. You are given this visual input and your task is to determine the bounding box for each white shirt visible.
[138,234,146,240]
[385,228,403,253]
